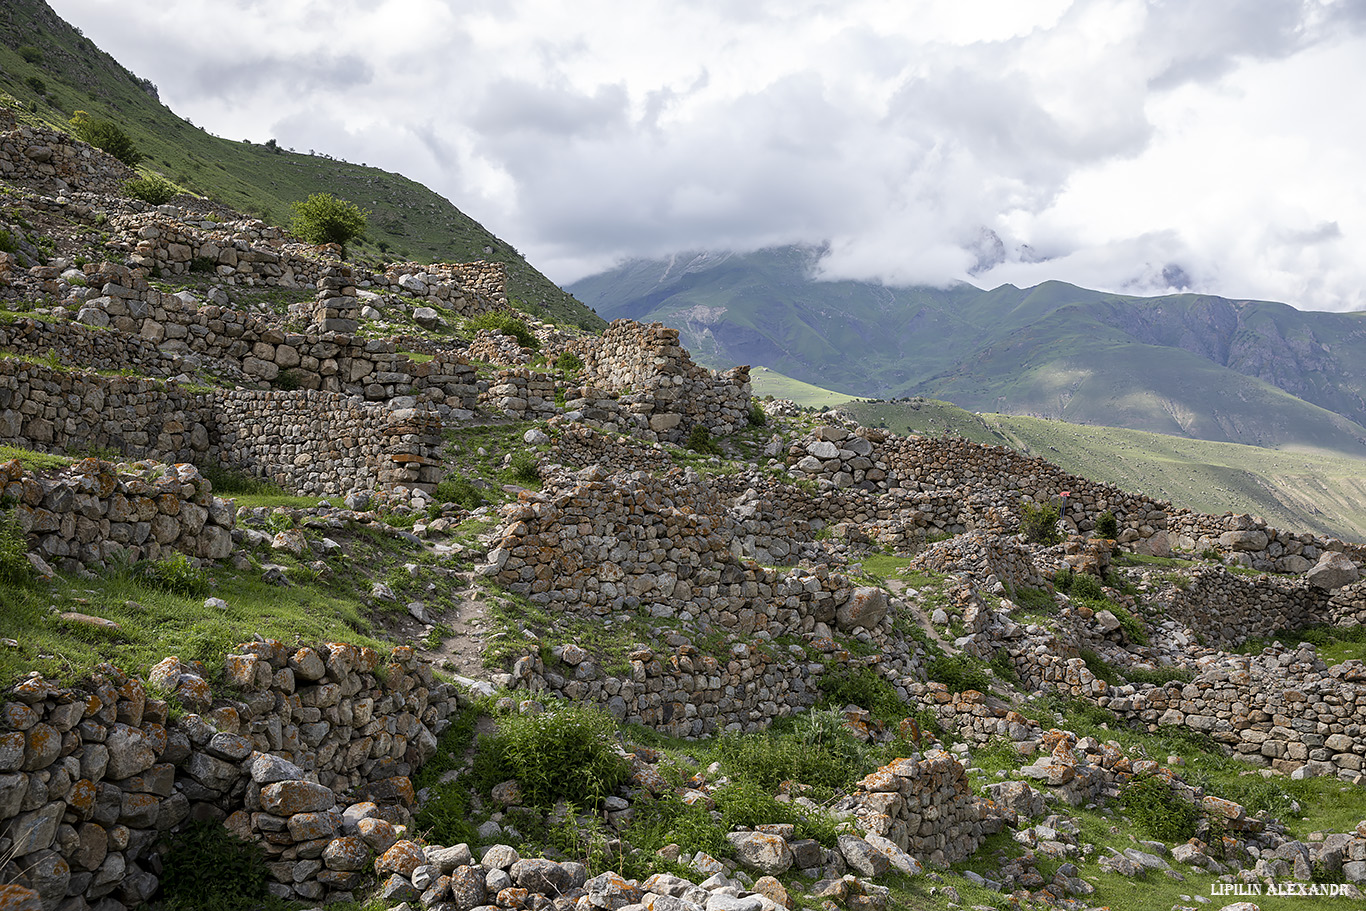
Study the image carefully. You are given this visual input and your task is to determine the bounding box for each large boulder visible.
[725,831,792,875]
[836,587,889,632]
[1308,552,1360,590]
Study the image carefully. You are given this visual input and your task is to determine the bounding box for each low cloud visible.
[45,0,1366,310]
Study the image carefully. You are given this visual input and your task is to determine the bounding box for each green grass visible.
[748,366,856,409]
[0,444,74,471]
[0,561,384,686]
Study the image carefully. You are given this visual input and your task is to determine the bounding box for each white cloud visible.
[46,0,1366,310]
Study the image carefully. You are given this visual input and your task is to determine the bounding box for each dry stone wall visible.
[0,318,181,380]
[1,457,234,570]
[788,427,1171,550]
[1169,509,1366,572]
[564,321,752,442]
[1102,646,1366,780]
[70,263,481,408]
[0,359,447,499]
[0,358,214,465]
[0,108,134,196]
[379,261,507,314]
[500,640,824,738]
[1154,565,1329,647]
[844,751,999,867]
[0,641,457,910]
[209,393,445,496]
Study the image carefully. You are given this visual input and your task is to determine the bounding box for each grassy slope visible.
[0,0,604,329]
[749,365,857,409]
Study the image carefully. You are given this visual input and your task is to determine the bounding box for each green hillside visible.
[0,0,604,329]
[571,247,1366,455]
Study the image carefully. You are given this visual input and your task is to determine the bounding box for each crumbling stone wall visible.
[1154,566,1328,647]
[846,751,998,866]
[209,393,445,496]
[1104,646,1366,780]
[0,107,134,195]
[488,468,859,632]
[0,358,215,464]
[2,457,234,569]
[380,261,507,314]
[479,368,557,419]
[1168,509,1366,573]
[788,427,1170,548]
[0,316,182,378]
[564,321,752,441]
[0,641,456,910]
[501,640,824,738]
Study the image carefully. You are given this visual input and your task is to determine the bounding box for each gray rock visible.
[1309,552,1360,590]
[725,831,792,875]
[838,834,890,878]
[480,844,519,870]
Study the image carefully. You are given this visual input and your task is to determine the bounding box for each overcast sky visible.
[46,0,1366,310]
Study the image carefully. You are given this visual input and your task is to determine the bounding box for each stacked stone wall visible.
[479,368,557,419]
[103,212,306,286]
[1168,510,1366,573]
[565,321,752,442]
[0,359,446,499]
[1,457,234,570]
[0,107,134,196]
[0,641,456,909]
[488,469,856,631]
[380,261,507,314]
[1101,647,1366,780]
[1156,566,1327,647]
[208,393,445,496]
[501,641,823,739]
[0,318,180,379]
[788,428,1171,549]
[846,751,997,866]
[544,426,676,476]
[0,358,214,464]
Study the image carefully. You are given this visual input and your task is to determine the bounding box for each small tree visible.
[290,193,367,258]
[70,111,143,166]
[1019,499,1062,545]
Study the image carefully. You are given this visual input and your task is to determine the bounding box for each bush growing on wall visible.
[70,111,144,166]
[124,174,178,205]
[289,192,368,258]
[1019,499,1062,545]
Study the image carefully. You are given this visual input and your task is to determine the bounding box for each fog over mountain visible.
[46,0,1366,311]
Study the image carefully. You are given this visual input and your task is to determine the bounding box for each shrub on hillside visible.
[477,702,629,809]
[1119,773,1199,842]
[685,425,720,455]
[124,174,178,205]
[1095,510,1119,539]
[0,509,32,587]
[157,819,271,911]
[131,552,209,597]
[469,311,539,350]
[289,192,368,258]
[434,475,485,508]
[553,350,583,372]
[70,111,143,166]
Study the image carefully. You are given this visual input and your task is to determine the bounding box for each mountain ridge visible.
[570,245,1366,455]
